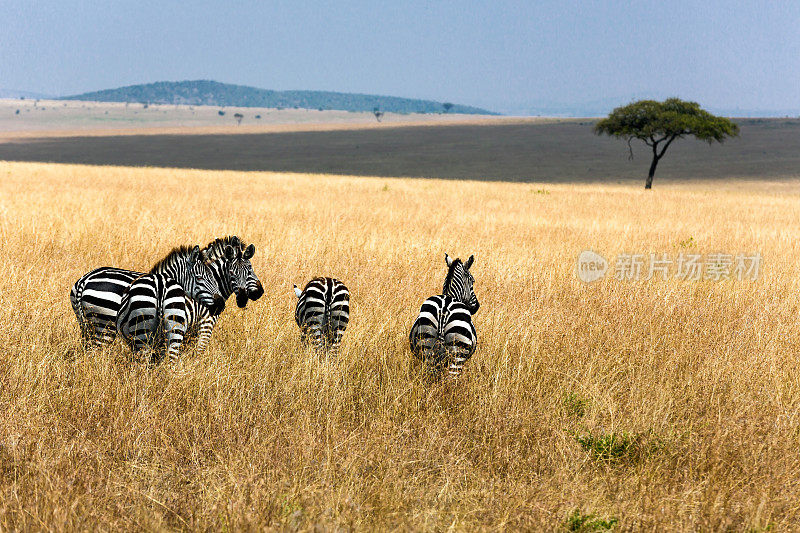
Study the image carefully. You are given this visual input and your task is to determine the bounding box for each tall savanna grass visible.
[1,161,800,530]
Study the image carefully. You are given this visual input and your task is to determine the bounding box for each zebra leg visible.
[305,324,325,352]
[300,322,325,350]
[328,317,347,356]
[444,339,475,378]
[328,332,344,356]
[71,300,113,349]
[195,315,218,353]
[124,327,157,365]
[71,302,95,349]
[446,347,468,378]
[162,311,187,364]
[92,321,118,347]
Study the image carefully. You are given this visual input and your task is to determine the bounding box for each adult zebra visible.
[190,236,264,351]
[409,254,479,378]
[116,245,224,364]
[70,236,263,350]
[293,277,350,353]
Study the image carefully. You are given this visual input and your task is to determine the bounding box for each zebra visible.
[409,254,479,378]
[293,277,350,353]
[70,235,263,349]
[191,236,264,351]
[115,245,225,364]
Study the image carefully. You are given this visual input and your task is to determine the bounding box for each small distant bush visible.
[576,432,644,463]
[218,110,225,116]
[564,509,618,532]
[255,115,261,119]
[746,524,775,533]
[563,392,588,418]
[15,109,20,115]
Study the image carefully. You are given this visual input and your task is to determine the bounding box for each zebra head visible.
[151,245,226,315]
[443,253,479,313]
[202,236,264,308]
[237,242,264,306]
[225,241,263,308]
[188,247,226,316]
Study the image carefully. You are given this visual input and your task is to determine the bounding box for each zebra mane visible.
[149,245,201,274]
[442,258,463,295]
[202,235,244,261]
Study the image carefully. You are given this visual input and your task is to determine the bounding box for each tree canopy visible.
[594,98,740,188]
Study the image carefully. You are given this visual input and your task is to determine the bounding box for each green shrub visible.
[576,432,642,463]
[564,509,617,531]
[563,392,588,418]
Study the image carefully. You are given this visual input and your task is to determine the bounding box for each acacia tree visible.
[594,98,739,189]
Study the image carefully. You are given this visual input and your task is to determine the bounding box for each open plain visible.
[2,158,800,530]
[0,104,798,183]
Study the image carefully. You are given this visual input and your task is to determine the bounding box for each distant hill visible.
[61,80,498,115]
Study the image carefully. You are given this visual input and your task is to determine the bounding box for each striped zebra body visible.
[70,236,263,350]
[71,267,140,346]
[116,274,193,364]
[116,245,224,363]
[409,254,479,377]
[409,295,477,375]
[294,277,350,353]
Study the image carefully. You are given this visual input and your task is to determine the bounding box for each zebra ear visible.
[225,245,236,260]
[464,255,474,270]
[445,253,453,267]
[189,245,201,263]
[293,285,302,298]
[243,244,255,260]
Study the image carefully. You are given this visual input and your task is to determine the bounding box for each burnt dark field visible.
[1,118,798,182]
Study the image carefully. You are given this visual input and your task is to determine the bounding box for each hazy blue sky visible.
[2,1,798,114]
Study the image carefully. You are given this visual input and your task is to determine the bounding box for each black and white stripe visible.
[293,277,350,353]
[70,235,263,350]
[115,245,224,363]
[409,254,479,377]
[191,237,264,351]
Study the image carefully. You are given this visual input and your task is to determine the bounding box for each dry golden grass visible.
[2,161,800,531]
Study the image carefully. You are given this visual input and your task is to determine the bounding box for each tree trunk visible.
[645,154,659,189]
